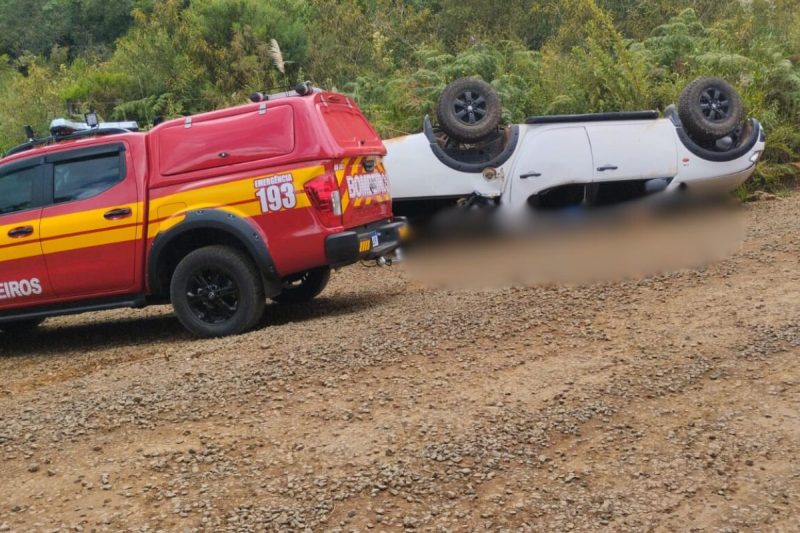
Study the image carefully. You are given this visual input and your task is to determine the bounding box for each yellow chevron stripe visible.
[336,158,350,185]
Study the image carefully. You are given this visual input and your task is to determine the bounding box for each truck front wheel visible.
[170,246,265,337]
[271,267,331,304]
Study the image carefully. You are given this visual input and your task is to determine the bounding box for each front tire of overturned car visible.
[170,245,265,338]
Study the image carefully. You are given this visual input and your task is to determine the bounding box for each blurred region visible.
[399,198,746,288]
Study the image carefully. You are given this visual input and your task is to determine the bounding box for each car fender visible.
[147,209,280,295]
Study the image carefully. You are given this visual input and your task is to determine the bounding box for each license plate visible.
[370,231,380,247]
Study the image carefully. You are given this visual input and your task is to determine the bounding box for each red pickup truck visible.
[0,88,405,337]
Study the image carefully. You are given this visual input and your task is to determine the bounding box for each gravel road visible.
[1,194,798,532]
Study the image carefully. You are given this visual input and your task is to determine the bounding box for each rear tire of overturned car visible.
[271,267,331,304]
[678,77,744,144]
[436,77,502,143]
[170,245,265,338]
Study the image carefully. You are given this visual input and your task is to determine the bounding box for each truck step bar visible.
[0,295,147,323]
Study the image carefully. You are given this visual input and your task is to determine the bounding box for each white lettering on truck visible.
[0,278,42,300]
[346,173,390,199]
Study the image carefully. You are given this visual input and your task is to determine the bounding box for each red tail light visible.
[304,174,342,227]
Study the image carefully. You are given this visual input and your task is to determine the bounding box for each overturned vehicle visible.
[385,77,765,221]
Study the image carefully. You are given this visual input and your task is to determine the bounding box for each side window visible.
[0,166,38,215]
[54,154,122,203]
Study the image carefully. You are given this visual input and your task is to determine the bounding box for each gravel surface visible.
[1,194,799,532]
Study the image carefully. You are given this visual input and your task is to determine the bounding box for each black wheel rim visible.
[453,90,488,125]
[185,268,240,324]
[699,88,730,122]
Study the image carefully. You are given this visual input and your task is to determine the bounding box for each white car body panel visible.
[508,126,593,211]
[383,133,507,199]
[584,120,678,182]
[384,115,765,213]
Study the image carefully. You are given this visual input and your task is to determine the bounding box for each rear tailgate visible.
[336,156,393,228]
[316,93,392,229]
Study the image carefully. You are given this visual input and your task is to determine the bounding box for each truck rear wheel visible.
[170,246,265,338]
[271,267,331,304]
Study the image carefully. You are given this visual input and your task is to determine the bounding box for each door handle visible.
[597,165,619,172]
[520,172,542,179]
[7,226,34,238]
[104,207,132,220]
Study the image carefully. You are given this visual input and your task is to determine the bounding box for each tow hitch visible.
[377,248,404,266]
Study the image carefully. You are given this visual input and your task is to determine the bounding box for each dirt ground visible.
[1,193,799,532]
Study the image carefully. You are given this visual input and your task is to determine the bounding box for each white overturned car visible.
[385,77,765,220]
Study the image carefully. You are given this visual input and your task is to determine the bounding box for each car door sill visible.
[0,294,147,323]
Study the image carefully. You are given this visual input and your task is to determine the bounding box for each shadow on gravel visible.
[0,310,184,358]
[261,289,399,327]
[0,290,398,357]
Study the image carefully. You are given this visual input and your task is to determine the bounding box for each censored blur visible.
[400,197,746,288]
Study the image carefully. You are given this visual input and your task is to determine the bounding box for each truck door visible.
[585,121,678,182]
[0,159,51,310]
[39,143,141,297]
[509,126,593,211]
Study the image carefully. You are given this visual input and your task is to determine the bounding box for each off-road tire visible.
[170,246,265,338]
[271,267,331,305]
[436,77,502,143]
[678,77,744,144]
[0,318,44,334]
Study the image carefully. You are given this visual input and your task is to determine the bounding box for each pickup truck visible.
[386,77,765,221]
[0,87,405,337]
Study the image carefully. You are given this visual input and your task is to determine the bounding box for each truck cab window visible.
[54,154,122,203]
[0,166,37,214]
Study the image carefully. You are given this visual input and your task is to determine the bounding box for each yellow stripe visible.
[0,215,41,261]
[42,203,141,237]
[0,242,43,262]
[147,166,319,238]
[43,226,140,254]
[1,162,326,264]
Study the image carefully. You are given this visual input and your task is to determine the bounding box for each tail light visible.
[304,174,342,227]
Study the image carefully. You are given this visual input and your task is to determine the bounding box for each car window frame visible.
[42,143,128,206]
[0,156,47,217]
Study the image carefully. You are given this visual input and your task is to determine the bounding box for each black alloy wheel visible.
[453,90,488,126]
[170,245,265,337]
[699,87,731,122]
[185,268,240,324]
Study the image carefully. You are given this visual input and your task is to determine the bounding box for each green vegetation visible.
[1,0,798,190]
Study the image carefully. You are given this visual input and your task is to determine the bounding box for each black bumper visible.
[325,218,407,266]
